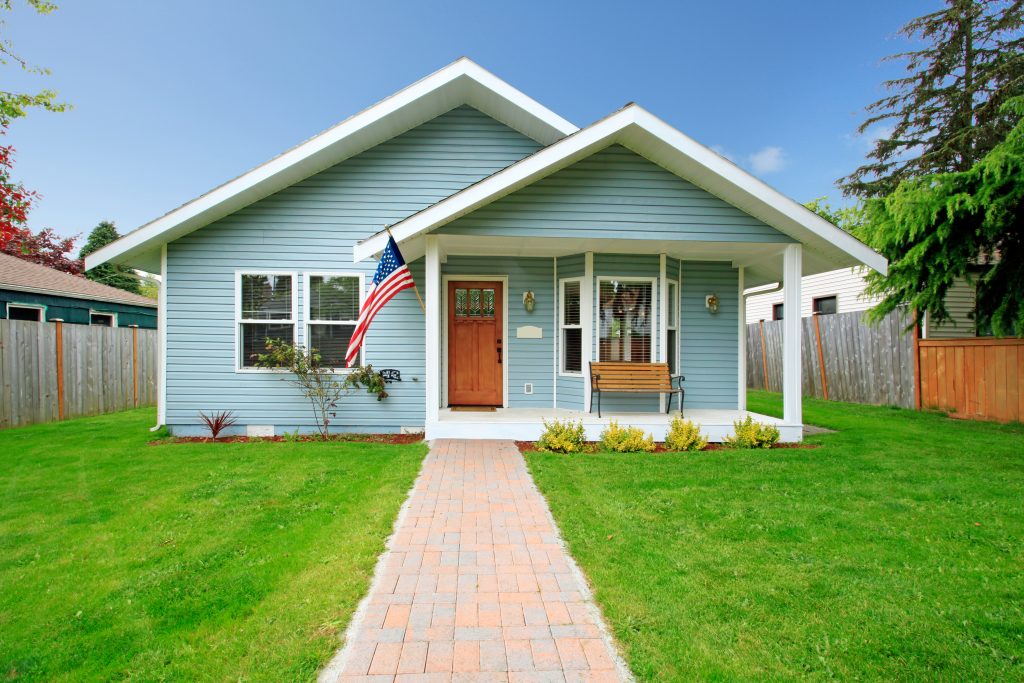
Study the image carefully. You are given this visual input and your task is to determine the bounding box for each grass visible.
[527,392,1024,681]
[0,409,426,681]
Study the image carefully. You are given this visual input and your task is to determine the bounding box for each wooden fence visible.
[0,319,158,429]
[919,337,1024,423]
[747,309,916,408]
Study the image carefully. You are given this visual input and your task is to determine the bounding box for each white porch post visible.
[783,244,802,426]
[157,244,167,427]
[658,253,667,412]
[425,235,441,430]
[582,252,594,412]
[738,266,746,411]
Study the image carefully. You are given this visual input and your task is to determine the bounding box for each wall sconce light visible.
[523,290,536,313]
[705,294,720,314]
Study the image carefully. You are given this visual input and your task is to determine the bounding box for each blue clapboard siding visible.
[555,254,585,409]
[437,145,794,243]
[681,262,738,408]
[441,256,554,408]
[165,106,542,432]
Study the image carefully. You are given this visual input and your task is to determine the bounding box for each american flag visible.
[345,235,416,367]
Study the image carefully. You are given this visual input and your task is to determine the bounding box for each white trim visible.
[595,276,658,364]
[582,252,594,412]
[0,282,156,308]
[658,254,667,412]
[88,310,118,327]
[783,245,802,425]
[157,244,167,426]
[234,269,299,373]
[303,271,365,369]
[737,267,746,410]
[86,58,577,273]
[552,256,558,408]
[440,274,509,409]
[558,276,584,377]
[5,302,44,321]
[355,106,887,278]
[665,277,679,374]
[425,236,441,426]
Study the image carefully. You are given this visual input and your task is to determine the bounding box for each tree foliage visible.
[804,197,866,233]
[0,0,69,125]
[858,98,1024,337]
[840,0,1024,198]
[80,221,140,293]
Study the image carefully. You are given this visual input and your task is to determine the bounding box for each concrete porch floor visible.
[431,407,801,442]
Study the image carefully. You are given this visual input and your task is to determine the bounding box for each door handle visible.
[497,339,503,364]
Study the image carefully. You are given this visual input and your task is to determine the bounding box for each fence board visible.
[747,309,916,408]
[918,338,1024,423]
[0,320,159,429]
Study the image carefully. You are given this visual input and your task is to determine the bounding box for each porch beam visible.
[782,244,802,426]
[425,235,441,427]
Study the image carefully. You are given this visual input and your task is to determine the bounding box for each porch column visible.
[659,254,667,412]
[783,244,802,425]
[738,266,746,410]
[157,244,167,427]
[582,252,594,412]
[425,235,441,428]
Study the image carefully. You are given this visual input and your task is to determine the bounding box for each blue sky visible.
[7,0,934,244]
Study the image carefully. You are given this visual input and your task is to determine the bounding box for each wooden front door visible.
[447,281,503,406]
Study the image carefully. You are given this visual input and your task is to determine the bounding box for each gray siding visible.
[681,262,738,408]
[165,106,542,432]
[438,145,794,243]
[441,256,554,408]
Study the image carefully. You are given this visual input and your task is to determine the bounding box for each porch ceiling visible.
[404,234,831,289]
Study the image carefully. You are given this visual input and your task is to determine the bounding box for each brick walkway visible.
[320,439,629,683]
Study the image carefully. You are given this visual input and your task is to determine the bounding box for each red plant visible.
[198,410,238,440]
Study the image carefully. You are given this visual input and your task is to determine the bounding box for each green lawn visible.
[0,409,426,681]
[528,392,1024,681]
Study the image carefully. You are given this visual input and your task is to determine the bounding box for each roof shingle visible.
[0,252,157,308]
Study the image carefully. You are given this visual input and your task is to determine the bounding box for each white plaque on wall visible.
[516,325,543,339]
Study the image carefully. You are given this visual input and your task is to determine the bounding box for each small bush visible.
[198,410,237,440]
[536,419,587,454]
[599,420,656,453]
[724,415,781,449]
[664,416,708,452]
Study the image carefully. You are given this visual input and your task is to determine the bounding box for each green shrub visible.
[536,419,587,454]
[723,415,781,449]
[664,415,708,452]
[599,420,656,453]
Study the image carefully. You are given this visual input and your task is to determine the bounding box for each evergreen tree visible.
[80,221,140,293]
[840,0,1024,198]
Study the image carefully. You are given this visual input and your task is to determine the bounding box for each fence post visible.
[130,324,139,407]
[813,313,829,400]
[759,320,769,391]
[53,319,65,420]
[912,310,922,410]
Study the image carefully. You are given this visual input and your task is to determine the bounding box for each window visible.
[666,280,678,374]
[90,312,116,327]
[598,279,654,363]
[813,296,837,316]
[7,304,42,321]
[560,278,582,374]
[772,303,784,320]
[306,273,363,368]
[237,272,296,368]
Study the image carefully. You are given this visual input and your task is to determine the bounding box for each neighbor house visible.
[87,59,886,441]
[0,252,157,328]
[745,265,982,339]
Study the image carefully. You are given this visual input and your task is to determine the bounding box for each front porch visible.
[433,407,800,442]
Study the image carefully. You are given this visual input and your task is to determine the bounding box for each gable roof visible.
[354,105,887,282]
[85,58,578,273]
[0,252,157,308]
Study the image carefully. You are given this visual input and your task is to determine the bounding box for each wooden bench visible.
[589,362,684,418]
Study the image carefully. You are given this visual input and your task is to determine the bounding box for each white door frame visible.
[440,274,510,408]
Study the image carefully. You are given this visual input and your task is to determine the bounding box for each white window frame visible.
[6,303,45,322]
[303,271,365,371]
[559,277,584,376]
[234,270,298,373]
[89,310,118,327]
[666,279,679,373]
[596,276,659,363]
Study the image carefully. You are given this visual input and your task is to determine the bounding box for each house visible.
[0,252,157,327]
[745,266,981,338]
[87,59,886,442]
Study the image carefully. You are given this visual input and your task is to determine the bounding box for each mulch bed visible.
[150,433,424,446]
[515,440,819,454]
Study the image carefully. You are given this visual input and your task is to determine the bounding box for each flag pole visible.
[386,227,425,313]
